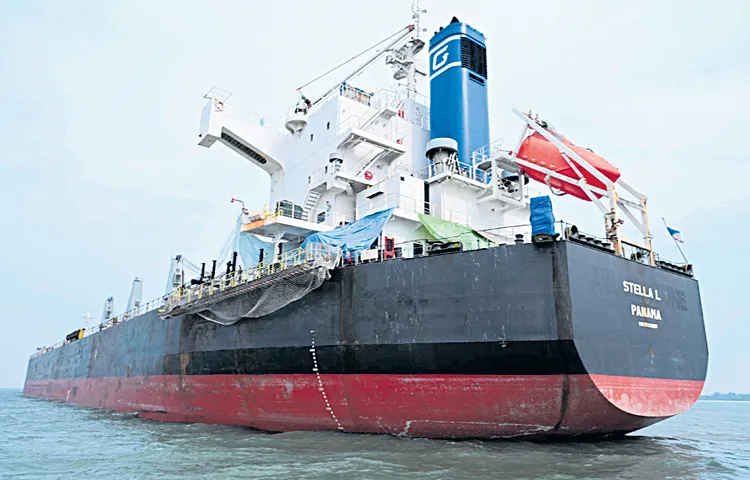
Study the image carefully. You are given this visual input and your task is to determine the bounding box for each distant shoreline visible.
[699,394,750,401]
[698,399,750,403]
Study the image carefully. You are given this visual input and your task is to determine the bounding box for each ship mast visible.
[406,0,427,99]
[385,0,427,100]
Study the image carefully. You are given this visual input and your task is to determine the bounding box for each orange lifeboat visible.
[516,131,620,201]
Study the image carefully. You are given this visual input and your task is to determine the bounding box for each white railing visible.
[472,138,508,164]
[350,150,376,177]
[338,221,542,267]
[278,189,478,231]
[412,92,430,108]
[428,160,493,185]
[390,162,430,180]
[306,82,374,112]
[338,83,374,106]
[300,164,546,232]
[371,89,403,110]
[338,114,402,143]
[354,192,473,226]
[219,103,285,132]
[415,112,430,131]
[340,84,427,110]
[371,88,430,130]
[117,297,165,323]
[372,89,429,109]
[307,161,355,193]
[308,165,331,188]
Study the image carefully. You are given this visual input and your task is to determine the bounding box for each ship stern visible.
[558,241,708,435]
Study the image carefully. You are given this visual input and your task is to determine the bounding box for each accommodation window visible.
[326,122,330,130]
[310,133,314,142]
[413,243,424,257]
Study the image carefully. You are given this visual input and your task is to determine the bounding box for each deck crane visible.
[100,296,114,324]
[164,201,248,297]
[126,277,144,314]
[164,254,206,296]
[295,23,419,110]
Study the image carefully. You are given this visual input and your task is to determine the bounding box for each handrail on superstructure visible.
[271,187,545,232]
[209,100,285,131]
[472,139,508,165]
[338,113,403,142]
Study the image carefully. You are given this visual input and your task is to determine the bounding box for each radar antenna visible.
[406,0,428,99]
[384,2,427,98]
[100,296,114,324]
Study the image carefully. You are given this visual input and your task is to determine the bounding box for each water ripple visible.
[0,391,747,479]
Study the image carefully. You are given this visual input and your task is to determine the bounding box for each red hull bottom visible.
[23,374,703,438]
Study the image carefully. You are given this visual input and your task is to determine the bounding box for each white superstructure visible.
[197,5,533,258]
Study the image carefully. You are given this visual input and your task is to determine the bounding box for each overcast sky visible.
[1,0,748,391]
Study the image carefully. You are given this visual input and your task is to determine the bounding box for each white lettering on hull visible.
[631,304,663,321]
[624,280,664,328]
[623,281,662,300]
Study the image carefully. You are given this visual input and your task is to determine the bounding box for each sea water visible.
[0,389,747,479]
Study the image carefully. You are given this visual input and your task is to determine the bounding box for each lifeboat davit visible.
[517,131,620,201]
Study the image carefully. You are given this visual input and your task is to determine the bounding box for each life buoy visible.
[214,98,224,111]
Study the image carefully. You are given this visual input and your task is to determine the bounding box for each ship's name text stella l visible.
[623,280,663,326]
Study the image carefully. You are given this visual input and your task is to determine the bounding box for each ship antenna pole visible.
[82,312,93,331]
[408,0,427,100]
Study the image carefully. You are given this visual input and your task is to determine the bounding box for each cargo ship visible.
[23,6,708,439]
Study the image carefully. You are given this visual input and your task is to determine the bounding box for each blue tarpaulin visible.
[530,196,555,236]
[301,208,395,253]
[238,232,297,267]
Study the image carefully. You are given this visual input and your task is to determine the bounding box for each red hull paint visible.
[23,374,703,438]
[588,374,703,418]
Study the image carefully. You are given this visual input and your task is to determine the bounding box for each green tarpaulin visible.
[416,213,493,251]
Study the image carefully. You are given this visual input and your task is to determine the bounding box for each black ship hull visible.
[24,241,708,438]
